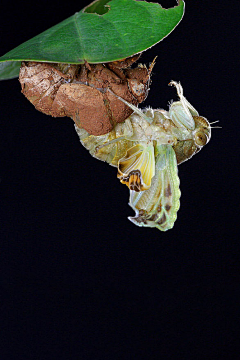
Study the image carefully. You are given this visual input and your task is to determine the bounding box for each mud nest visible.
[19,54,154,136]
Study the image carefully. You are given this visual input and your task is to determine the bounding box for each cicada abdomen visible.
[75,121,135,167]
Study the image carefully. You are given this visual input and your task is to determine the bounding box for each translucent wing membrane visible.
[117,144,155,191]
[128,145,180,231]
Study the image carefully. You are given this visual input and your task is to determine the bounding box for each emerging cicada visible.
[75,81,211,231]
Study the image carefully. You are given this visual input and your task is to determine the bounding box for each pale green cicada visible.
[75,81,212,231]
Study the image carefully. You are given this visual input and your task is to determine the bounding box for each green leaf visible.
[0,0,184,80]
[0,61,21,80]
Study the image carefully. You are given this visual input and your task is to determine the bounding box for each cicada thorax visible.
[172,139,199,165]
[76,106,171,163]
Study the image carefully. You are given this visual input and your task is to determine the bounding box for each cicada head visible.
[192,115,211,147]
[173,115,211,164]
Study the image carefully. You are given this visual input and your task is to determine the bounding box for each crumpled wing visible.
[117,143,155,191]
[128,145,181,231]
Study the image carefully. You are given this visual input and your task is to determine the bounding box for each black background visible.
[1,0,239,359]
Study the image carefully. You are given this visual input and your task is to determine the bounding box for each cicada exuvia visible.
[75,81,212,231]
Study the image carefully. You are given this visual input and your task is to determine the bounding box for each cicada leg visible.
[107,88,153,124]
[168,80,199,131]
[95,119,134,152]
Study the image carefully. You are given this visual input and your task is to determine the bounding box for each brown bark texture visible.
[19,55,154,136]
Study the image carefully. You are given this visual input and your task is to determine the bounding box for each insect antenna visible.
[209,120,220,125]
[209,120,221,129]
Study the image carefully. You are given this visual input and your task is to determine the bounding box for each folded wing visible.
[128,144,181,231]
[117,143,155,191]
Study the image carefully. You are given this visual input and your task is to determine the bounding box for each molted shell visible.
[19,56,153,136]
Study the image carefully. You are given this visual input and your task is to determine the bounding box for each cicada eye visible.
[194,130,208,146]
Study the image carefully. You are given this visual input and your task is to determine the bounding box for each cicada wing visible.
[128,145,181,231]
[117,143,155,191]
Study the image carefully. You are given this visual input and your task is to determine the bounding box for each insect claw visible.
[148,56,157,75]
[84,60,92,71]
[168,80,183,97]
[168,80,178,86]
